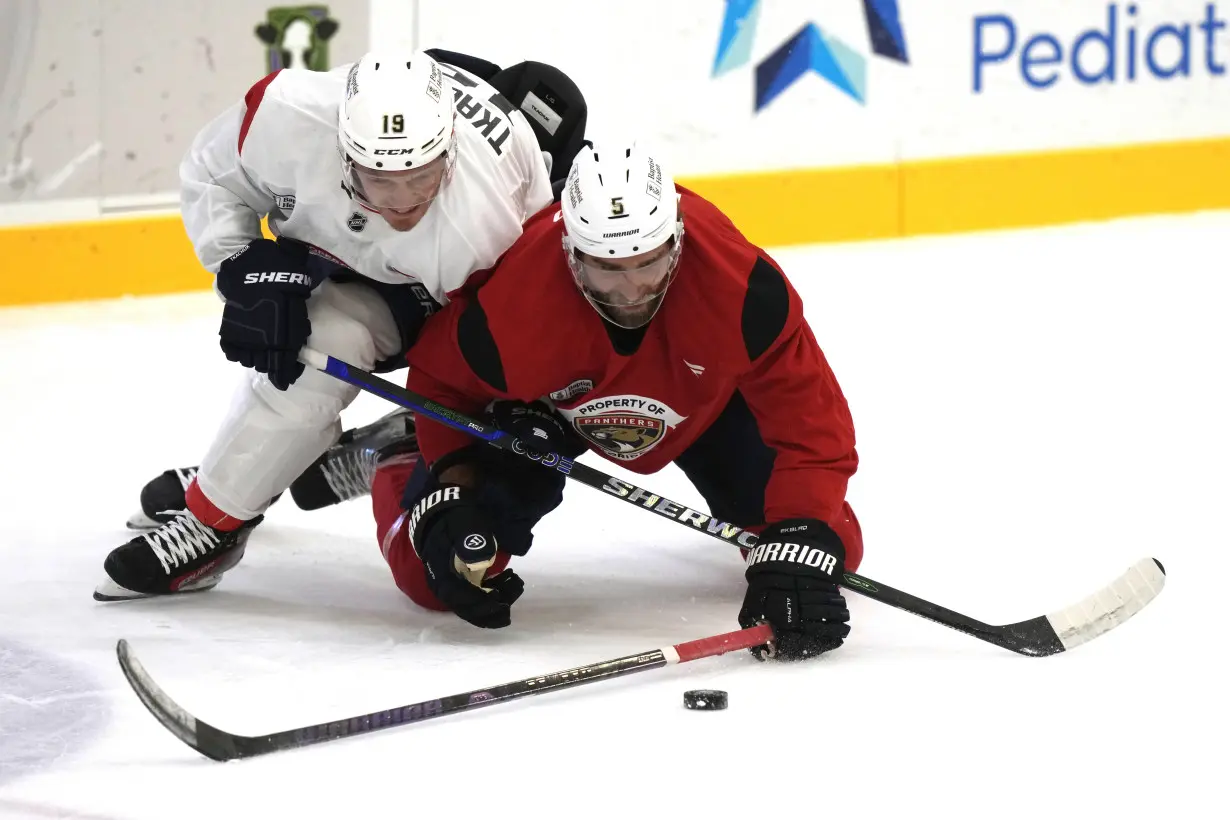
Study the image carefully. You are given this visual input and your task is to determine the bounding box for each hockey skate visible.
[127,467,283,531]
[288,407,417,510]
[125,409,416,532]
[126,467,199,529]
[95,509,262,601]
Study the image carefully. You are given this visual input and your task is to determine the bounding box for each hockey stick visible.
[116,624,773,761]
[301,349,1167,657]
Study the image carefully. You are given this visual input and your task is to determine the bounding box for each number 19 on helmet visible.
[337,50,457,229]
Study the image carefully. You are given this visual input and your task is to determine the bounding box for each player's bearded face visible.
[569,237,682,329]
[347,152,452,231]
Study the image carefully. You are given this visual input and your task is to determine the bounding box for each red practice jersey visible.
[405,188,858,528]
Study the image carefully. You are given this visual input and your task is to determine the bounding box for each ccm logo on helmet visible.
[374,148,415,156]
[243,272,314,286]
[746,541,839,575]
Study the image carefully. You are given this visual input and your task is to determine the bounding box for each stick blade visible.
[1001,558,1166,656]
[116,639,245,762]
[1043,557,1166,652]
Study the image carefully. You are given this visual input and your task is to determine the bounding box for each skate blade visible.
[93,574,222,602]
[125,511,161,530]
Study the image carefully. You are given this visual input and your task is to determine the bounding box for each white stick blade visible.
[1045,558,1165,651]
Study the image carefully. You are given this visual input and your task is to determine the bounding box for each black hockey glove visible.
[738,518,851,661]
[489,399,570,458]
[409,483,524,629]
[215,238,315,390]
[482,400,577,536]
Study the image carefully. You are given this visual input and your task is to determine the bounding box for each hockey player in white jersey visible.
[95,49,587,600]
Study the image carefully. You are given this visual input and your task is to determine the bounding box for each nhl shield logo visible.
[347,211,368,232]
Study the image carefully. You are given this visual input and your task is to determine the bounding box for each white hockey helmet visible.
[338,50,456,211]
[560,142,684,328]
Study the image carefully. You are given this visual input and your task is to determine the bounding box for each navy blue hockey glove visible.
[408,482,524,629]
[489,400,570,458]
[738,518,850,660]
[482,400,577,543]
[215,238,315,390]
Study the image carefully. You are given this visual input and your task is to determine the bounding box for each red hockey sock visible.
[185,478,248,532]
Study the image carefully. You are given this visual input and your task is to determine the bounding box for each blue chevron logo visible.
[713,0,910,112]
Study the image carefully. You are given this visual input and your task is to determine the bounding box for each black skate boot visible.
[95,510,262,601]
[126,467,198,529]
[127,467,280,530]
[288,408,417,510]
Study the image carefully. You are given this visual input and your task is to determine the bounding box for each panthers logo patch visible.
[576,415,664,458]
[559,394,687,462]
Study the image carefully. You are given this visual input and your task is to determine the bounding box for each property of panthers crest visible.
[558,395,688,461]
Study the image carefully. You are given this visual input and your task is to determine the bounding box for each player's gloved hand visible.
[408,483,524,629]
[738,518,850,660]
[488,400,569,457]
[484,400,575,535]
[215,238,315,390]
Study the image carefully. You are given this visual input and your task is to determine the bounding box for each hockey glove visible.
[489,400,570,458]
[216,238,315,390]
[738,518,850,660]
[409,483,524,629]
[482,400,577,548]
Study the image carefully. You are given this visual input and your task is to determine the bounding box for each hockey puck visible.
[683,689,728,711]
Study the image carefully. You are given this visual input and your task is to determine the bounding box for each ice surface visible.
[0,213,1224,819]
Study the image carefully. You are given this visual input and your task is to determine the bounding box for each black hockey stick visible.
[301,349,1167,657]
[116,623,774,761]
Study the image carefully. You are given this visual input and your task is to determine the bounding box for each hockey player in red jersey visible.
[371,141,862,660]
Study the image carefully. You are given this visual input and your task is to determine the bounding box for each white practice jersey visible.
[180,63,553,305]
